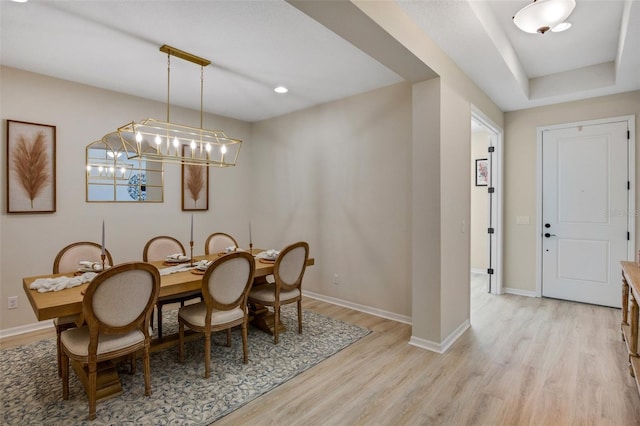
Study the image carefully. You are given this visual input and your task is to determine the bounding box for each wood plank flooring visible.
[3,274,639,425]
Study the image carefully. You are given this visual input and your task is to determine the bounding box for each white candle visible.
[190,214,194,242]
[101,220,105,255]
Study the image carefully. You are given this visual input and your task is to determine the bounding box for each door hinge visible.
[628,130,631,140]
[488,227,495,234]
[488,187,495,194]
[628,232,631,241]
[488,146,495,153]
[628,181,631,190]
[487,268,494,275]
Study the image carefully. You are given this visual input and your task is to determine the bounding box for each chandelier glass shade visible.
[111,44,242,167]
[512,0,576,34]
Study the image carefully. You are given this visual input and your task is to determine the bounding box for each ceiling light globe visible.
[551,22,572,32]
[513,0,576,34]
[274,86,288,94]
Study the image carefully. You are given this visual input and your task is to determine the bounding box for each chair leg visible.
[157,304,163,339]
[242,321,248,364]
[130,352,137,375]
[143,343,152,396]
[61,350,69,400]
[274,305,280,345]
[204,331,211,379]
[297,299,303,334]
[226,329,231,347]
[56,329,63,377]
[88,359,97,420]
[178,321,185,363]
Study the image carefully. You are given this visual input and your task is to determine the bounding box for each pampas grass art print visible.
[7,121,55,213]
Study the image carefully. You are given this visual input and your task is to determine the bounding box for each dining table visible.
[22,248,314,401]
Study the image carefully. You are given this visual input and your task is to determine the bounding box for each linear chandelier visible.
[116,45,242,167]
[513,0,576,34]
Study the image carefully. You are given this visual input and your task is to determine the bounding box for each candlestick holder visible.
[190,241,194,267]
[100,254,106,272]
[249,243,253,255]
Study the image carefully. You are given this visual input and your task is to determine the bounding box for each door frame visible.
[471,106,503,295]
[535,115,636,297]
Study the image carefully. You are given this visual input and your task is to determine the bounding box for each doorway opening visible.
[470,109,503,297]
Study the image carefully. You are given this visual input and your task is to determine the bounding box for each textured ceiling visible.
[1,0,639,123]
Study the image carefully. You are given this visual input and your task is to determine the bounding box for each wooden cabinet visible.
[621,261,640,396]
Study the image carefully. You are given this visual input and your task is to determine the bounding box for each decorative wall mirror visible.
[86,132,164,202]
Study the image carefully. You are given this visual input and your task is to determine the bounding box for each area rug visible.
[1,306,370,425]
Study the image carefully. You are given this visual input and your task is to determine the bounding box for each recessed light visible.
[11,0,29,3]
[274,86,288,94]
[551,22,572,32]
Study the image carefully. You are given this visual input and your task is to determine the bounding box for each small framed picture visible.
[181,145,209,211]
[475,158,489,187]
[6,120,56,213]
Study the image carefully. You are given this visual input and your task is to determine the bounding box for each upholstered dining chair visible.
[52,241,114,377]
[204,232,239,255]
[178,251,255,378]
[143,235,202,339]
[248,241,309,344]
[60,262,160,420]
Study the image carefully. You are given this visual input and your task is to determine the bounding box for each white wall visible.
[504,91,640,293]
[0,66,253,329]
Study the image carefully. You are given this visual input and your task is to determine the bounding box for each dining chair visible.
[178,251,255,378]
[204,232,239,255]
[52,241,114,377]
[143,235,202,339]
[248,241,309,344]
[60,261,160,420]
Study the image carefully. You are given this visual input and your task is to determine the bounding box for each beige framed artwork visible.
[6,120,56,213]
[181,145,209,211]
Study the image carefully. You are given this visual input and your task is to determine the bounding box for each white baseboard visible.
[303,290,412,325]
[503,287,537,297]
[0,319,53,340]
[408,319,470,354]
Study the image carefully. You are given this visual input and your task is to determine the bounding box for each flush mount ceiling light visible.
[513,0,576,34]
[274,86,288,94]
[114,45,242,167]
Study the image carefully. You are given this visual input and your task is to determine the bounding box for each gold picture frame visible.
[181,145,209,211]
[6,120,56,213]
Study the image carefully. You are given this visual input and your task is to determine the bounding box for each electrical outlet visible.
[8,296,18,309]
[332,273,340,285]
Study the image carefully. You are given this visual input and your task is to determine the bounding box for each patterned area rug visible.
[1,306,370,425]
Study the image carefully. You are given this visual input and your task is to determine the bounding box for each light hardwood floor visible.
[3,275,639,425]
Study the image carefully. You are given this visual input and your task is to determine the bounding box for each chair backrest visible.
[83,262,160,337]
[143,236,185,262]
[202,251,255,312]
[53,241,114,274]
[204,232,239,255]
[274,241,309,292]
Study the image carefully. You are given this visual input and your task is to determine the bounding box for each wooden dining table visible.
[22,249,314,401]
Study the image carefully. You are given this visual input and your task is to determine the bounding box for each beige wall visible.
[504,91,640,293]
[0,66,253,330]
[471,132,490,271]
[251,83,413,316]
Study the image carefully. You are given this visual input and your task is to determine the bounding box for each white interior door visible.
[542,121,629,307]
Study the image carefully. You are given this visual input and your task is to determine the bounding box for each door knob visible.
[544,233,556,238]
[544,223,551,228]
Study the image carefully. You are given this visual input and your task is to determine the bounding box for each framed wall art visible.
[6,120,56,213]
[181,145,209,211]
[475,158,489,187]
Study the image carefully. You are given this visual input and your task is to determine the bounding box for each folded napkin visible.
[256,249,279,260]
[224,246,237,253]
[29,272,97,293]
[166,253,189,261]
[195,260,212,270]
[78,260,108,271]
